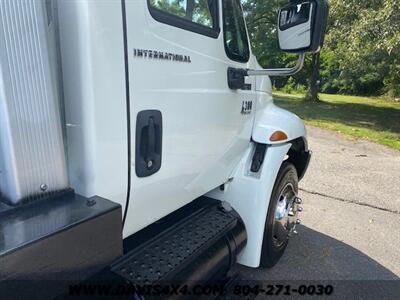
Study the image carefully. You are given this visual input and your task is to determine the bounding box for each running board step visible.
[110,200,246,286]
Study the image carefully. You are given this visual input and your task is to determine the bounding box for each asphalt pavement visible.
[234,126,400,299]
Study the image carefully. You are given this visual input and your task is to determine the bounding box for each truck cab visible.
[0,0,328,298]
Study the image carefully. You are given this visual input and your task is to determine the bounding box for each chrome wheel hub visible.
[272,183,302,248]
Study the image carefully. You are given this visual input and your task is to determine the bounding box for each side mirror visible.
[228,0,329,87]
[278,0,328,53]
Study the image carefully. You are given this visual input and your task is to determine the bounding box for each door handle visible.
[136,110,162,177]
[147,117,155,163]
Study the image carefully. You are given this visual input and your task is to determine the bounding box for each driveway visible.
[234,126,400,299]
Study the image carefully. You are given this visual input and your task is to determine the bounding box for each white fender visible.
[252,101,307,145]
[207,142,292,268]
[251,57,307,146]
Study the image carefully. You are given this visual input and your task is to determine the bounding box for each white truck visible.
[0,0,328,298]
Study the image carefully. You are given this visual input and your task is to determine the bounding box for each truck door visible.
[123,0,256,236]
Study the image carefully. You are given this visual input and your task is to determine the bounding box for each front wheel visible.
[260,162,302,268]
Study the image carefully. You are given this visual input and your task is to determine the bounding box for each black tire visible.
[260,162,298,268]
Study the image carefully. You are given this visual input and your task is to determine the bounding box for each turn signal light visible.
[270,131,288,142]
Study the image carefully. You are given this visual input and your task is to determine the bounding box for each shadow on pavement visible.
[275,96,400,134]
[230,225,399,299]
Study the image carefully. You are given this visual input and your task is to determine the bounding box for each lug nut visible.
[297,207,303,212]
[295,197,303,204]
[296,219,301,225]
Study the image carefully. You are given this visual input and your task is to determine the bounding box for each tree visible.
[323,0,400,97]
[305,53,321,102]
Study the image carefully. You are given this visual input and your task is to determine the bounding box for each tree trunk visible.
[306,52,321,102]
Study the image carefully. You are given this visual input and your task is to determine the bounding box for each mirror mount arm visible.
[227,54,305,90]
[247,53,305,77]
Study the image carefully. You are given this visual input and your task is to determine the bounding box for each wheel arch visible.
[206,136,311,268]
[206,142,292,268]
[286,137,311,181]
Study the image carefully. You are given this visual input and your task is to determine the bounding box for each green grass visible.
[273,92,400,150]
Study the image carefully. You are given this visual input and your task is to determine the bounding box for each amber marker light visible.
[270,131,288,142]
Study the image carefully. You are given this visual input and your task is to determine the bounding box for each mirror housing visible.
[278,0,329,53]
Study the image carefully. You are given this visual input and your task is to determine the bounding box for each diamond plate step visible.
[111,204,239,284]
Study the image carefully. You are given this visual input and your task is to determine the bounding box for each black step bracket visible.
[110,204,240,285]
[227,67,251,90]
